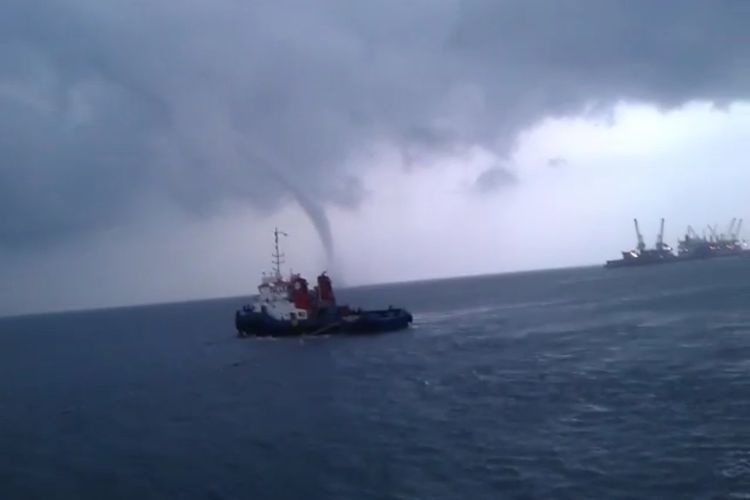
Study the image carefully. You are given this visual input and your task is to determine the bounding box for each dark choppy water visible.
[3,259,750,499]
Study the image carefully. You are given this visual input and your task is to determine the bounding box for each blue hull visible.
[235,307,413,337]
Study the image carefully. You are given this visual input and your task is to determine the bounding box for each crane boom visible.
[707,225,718,242]
[634,218,645,253]
[727,218,737,241]
[656,218,665,250]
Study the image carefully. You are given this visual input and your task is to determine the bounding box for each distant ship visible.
[605,218,677,268]
[674,218,749,259]
[605,217,749,269]
[234,229,413,337]
[676,225,713,259]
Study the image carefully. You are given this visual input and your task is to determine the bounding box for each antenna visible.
[272,227,288,279]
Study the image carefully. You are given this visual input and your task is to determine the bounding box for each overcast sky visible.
[2,0,750,315]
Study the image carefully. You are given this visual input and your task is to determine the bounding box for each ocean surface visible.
[2,258,750,499]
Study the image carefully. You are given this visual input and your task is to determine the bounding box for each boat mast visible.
[272,227,287,280]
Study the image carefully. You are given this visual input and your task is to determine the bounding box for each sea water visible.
[2,258,750,499]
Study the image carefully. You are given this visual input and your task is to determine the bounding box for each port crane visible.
[655,218,668,251]
[633,218,646,253]
[685,225,701,240]
[726,218,737,241]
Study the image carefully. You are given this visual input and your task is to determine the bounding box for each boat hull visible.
[235,307,413,337]
[605,249,750,268]
[604,256,677,268]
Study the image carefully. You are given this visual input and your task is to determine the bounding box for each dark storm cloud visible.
[2,0,750,248]
[547,157,568,168]
[474,166,518,194]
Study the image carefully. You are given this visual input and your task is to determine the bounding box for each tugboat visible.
[234,229,413,337]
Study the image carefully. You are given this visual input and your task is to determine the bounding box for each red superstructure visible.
[290,275,311,310]
[317,272,336,305]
